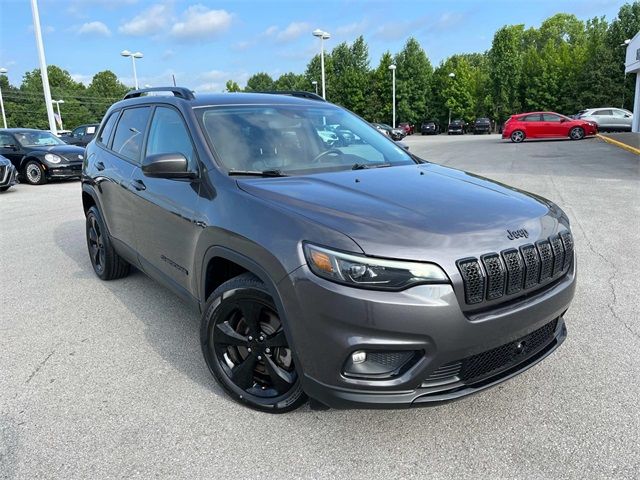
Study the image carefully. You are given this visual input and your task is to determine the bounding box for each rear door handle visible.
[130,178,146,191]
[95,161,105,171]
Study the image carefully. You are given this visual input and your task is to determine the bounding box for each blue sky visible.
[0,0,627,91]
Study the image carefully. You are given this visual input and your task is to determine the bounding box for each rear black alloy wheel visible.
[87,213,106,275]
[24,160,46,185]
[201,274,306,413]
[569,126,585,140]
[85,206,130,280]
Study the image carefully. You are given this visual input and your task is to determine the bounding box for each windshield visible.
[15,131,65,147]
[198,105,415,175]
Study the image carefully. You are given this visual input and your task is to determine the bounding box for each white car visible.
[577,108,632,132]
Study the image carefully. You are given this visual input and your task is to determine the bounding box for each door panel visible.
[540,113,565,137]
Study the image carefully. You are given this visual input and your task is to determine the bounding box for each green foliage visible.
[244,72,275,92]
[225,80,241,92]
[394,38,433,124]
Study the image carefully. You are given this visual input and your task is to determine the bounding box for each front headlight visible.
[44,153,62,164]
[303,243,448,290]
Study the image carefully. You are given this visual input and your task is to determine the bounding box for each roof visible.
[0,128,51,133]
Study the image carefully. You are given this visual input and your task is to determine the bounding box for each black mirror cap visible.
[141,153,196,179]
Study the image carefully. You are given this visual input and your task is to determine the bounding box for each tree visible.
[86,70,129,120]
[273,72,308,91]
[328,36,370,115]
[607,2,640,109]
[367,51,394,123]
[225,80,241,92]
[488,25,525,122]
[244,72,275,92]
[304,53,334,98]
[394,37,433,125]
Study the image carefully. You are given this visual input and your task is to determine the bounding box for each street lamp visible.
[121,50,143,89]
[0,67,8,129]
[448,72,455,126]
[311,80,318,95]
[52,99,64,130]
[312,29,330,99]
[389,64,396,128]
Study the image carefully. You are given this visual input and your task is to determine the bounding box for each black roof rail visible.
[256,91,326,102]
[123,87,195,100]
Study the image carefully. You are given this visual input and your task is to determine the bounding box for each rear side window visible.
[111,107,151,162]
[593,110,612,116]
[97,112,119,146]
[145,107,197,170]
[522,114,541,122]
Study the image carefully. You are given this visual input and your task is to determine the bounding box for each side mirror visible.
[560,118,568,123]
[141,153,196,179]
[395,141,410,151]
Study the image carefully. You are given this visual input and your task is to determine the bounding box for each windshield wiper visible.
[228,169,288,177]
[351,163,392,170]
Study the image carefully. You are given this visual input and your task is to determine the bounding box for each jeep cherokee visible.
[82,87,576,412]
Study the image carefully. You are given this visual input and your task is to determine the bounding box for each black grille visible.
[457,259,485,304]
[482,254,505,300]
[458,319,558,383]
[366,351,414,368]
[458,232,574,305]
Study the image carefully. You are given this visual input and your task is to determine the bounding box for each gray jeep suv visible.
[82,87,576,412]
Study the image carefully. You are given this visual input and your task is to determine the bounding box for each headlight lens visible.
[44,153,62,164]
[304,243,448,290]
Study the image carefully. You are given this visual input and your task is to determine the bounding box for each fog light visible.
[352,350,367,364]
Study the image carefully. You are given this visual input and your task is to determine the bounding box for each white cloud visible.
[264,25,278,36]
[77,21,111,36]
[276,22,310,42]
[27,24,55,34]
[170,5,232,40]
[199,70,228,81]
[335,20,368,37]
[119,4,169,36]
[162,49,175,60]
[70,73,94,85]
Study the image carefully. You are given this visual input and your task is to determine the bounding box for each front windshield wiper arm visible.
[351,163,392,170]
[228,169,288,177]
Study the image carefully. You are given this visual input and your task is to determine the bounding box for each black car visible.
[447,119,465,135]
[473,118,492,134]
[0,129,85,185]
[0,154,18,191]
[372,123,405,140]
[83,87,575,413]
[420,121,440,135]
[63,123,100,147]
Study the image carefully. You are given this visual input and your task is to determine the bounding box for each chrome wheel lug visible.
[259,336,264,341]
[247,347,252,352]
[257,355,262,360]
[265,348,271,354]
[248,336,253,341]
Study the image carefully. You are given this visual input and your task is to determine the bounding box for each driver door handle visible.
[130,178,146,191]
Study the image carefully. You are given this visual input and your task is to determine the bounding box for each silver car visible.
[577,108,632,132]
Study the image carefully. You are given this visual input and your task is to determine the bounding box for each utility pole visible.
[30,0,57,135]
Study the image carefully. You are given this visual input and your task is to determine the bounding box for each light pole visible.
[312,29,330,99]
[0,67,7,129]
[389,64,396,128]
[621,39,631,109]
[447,72,455,126]
[30,0,57,135]
[121,50,143,89]
[312,80,318,95]
[52,99,64,130]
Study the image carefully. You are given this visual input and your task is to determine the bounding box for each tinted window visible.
[612,110,628,118]
[98,112,119,146]
[0,133,15,147]
[111,107,151,162]
[542,113,561,122]
[593,110,612,116]
[522,114,541,122]
[146,107,196,169]
[72,126,85,137]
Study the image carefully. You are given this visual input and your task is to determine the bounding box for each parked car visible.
[448,119,465,135]
[0,129,85,185]
[83,87,575,412]
[0,154,18,192]
[502,112,597,143]
[420,121,440,135]
[576,108,632,132]
[372,123,405,140]
[473,118,492,134]
[62,123,100,147]
[398,122,414,135]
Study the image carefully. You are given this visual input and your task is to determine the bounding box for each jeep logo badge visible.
[507,228,529,240]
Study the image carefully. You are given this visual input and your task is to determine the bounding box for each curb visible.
[596,134,640,156]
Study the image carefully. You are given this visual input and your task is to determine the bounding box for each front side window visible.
[197,105,414,175]
[542,113,561,122]
[15,131,65,147]
[72,127,86,137]
[146,107,196,169]
[111,107,151,161]
[612,110,628,118]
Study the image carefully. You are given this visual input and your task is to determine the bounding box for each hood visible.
[237,163,566,262]
[28,144,85,161]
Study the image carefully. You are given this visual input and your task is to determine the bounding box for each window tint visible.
[522,114,541,122]
[593,109,612,116]
[111,107,151,161]
[72,126,85,137]
[612,110,628,118]
[146,107,196,169]
[0,133,15,147]
[98,112,119,145]
[542,113,561,122]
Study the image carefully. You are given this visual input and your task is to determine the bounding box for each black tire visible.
[0,186,9,192]
[201,273,306,413]
[569,126,585,140]
[23,160,46,185]
[85,206,130,280]
[510,130,525,143]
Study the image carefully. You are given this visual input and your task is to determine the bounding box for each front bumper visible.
[279,259,576,409]
[45,162,83,179]
[0,164,18,188]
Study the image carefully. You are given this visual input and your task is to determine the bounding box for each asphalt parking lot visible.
[1,134,639,479]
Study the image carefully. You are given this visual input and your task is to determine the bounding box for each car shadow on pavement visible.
[53,218,225,399]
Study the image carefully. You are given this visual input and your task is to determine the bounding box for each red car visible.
[502,111,597,143]
[398,122,414,135]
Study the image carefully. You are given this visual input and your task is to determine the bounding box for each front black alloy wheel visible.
[201,273,306,413]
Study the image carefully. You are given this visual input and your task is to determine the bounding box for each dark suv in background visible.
[473,117,492,134]
[83,87,576,412]
[62,123,100,147]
